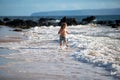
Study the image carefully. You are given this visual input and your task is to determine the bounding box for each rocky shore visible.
[0,16,120,29]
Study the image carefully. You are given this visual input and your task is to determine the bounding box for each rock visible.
[25,20,37,28]
[3,17,10,22]
[0,20,4,25]
[81,16,96,24]
[38,18,58,26]
[6,19,25,28]
[5,19,37,29]
[59,16,78,26]
[13,28,22,32]
[115,20,120,26]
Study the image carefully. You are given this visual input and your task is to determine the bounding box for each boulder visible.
[81,16,96,24]
[6,19,25,28]
[59,16,78,26]
[0,20,4,25]
[25,20,37,28]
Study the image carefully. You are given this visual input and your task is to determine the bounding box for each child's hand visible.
[66,31,70,34]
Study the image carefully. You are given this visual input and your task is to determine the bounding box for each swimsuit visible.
[60,35,67,43]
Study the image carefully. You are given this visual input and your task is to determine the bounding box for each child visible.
[58,22,69,49]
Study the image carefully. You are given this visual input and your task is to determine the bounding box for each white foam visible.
[68,25,120,77]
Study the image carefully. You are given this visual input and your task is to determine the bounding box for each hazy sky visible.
[0,0,120,16]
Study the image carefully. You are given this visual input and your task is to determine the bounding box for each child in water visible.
[58,22,69,49]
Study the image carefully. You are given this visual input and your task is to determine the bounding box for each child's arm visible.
[58,29,61,34]
[66,31,70,34]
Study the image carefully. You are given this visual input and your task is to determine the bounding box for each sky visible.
[0,0,120,16]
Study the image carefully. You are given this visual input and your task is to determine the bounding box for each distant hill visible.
[31,8,120,16]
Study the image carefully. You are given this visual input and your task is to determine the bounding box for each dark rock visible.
[96,20,119,28]
[3,17,10,22]
[106,21,113,26]
[96,21,107,25]
[38,18,48,26]
[13,28,22,32]
[81,16,96,24]
[111,24,118,28]
[60,16,67,23]
[59,16,78,26]
[5,19,37,29]
[116,20,120,26]
[0,20,5,25]
[25,20,37,28]
[38,18,58,26]
[6,19,25,28]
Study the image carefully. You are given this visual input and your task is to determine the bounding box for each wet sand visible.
[0,26,24,43]
[0,38,22,43]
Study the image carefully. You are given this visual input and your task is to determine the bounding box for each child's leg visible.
[60,36,63,48]
[65,41,68,47]
[64,39,68,48]
[60,41,62,48]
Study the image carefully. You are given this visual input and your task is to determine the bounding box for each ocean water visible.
[0,15,120,22]
[0,25,120,80]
